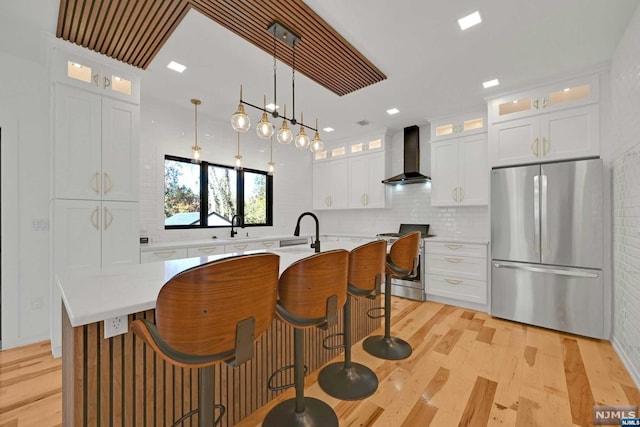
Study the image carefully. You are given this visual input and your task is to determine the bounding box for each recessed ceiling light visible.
[167,61,186,73]
[482,78,500,89]
[386,108,400,115]
[323,127,335,132]
[458,11,482,31]
[265,103,279,112]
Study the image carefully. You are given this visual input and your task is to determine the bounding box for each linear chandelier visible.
[231,21,324,153]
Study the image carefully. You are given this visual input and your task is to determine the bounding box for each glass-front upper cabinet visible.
[53,48,141,104]
[488,74,598,124]
[430,111,486,142]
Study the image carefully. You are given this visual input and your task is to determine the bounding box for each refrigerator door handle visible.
[541,174,548,253]
[493,262,599,278]
[533,175,540,254]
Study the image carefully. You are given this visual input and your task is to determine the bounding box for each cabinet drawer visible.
[253,240,278,249]
[140,248,187,263]
[187,246,225,257]
[224,240,278,253]
[426,254,487,281]
[427,274,486,304]
[425,242,486,258]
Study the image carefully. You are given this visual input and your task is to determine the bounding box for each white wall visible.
[138,97,314,242]
[0,3,56,348]
[609,2,640,387]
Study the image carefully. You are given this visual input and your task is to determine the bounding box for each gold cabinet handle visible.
[325,196,332,207]
[153,250,177,259]
[531,138,539,156]
[90,207,100,230]
[262,242,275,247]
[543,136,549,156]
[445,278,463,285]
[103,172,112,195]
[542,97,547,108]
[233,244,248,250]
[444,257,463,263]
[91,171,100,194]
[445,244,463,250]
[197,247,219,254]
[459,187,464,202]
[92,73,100,86]
[452,187,458,202]
[533,99,539,110]
[104,206,113,230]
[361,193,366,206]
[103,76,111,88]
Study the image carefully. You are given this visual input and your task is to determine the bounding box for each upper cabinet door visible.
[489,117,540,167]
[539,105,599,162]
[458,134,488,206]
[430,112,486,142]
[101,98,140,201]
[55,85,102,200]
[430,139,460,206]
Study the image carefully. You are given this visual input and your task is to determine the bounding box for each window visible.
[164,155,273,228]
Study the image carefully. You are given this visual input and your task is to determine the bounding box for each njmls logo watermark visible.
[593,405,638,425]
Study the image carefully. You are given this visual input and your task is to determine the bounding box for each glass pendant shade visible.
[294,112,310,149]
[192,145,201,160]
[231,86,250,132]
[267,161,275,175]
[235,155,243,168]
[309,118,323,152]
[277,105,293,144]
[256,111,275,139]
[231,104,250,132]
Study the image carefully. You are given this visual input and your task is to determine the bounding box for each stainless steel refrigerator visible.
[491,158,607,338]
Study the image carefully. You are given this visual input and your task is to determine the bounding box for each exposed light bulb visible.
[277,105,293,144]
[192,146,201,160]
[294,112,310,149]
[235,155,242,168]
[256,112,274,139]
[231,85,250,132]
[267,161,275,175]
[309,118,323,153]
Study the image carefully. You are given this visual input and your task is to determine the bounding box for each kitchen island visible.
[58,241,382,427]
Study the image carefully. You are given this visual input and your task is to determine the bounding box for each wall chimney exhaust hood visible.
[382,125,431,185]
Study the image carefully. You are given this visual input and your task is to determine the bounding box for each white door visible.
[313,159,347,209]
[54,85,102,200]
[348,156,369,207]
[431,139,459,206]
[365,153,387,208]
[458,134,489,206]
[489,117,540,167]
[101,98,139,202]
[102,201,139,267]
[540,104,599,162]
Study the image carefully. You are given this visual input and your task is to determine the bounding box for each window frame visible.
[164,154,273,229]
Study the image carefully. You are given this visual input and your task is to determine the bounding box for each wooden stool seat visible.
[318,240,385,400]
[363,231,420,360]
[132,253,279,427]
[263,250,349,427]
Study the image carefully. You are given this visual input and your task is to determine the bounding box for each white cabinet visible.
[55,85,139,201]
[425,242,488,304]
[348,152,387,208]
[431,134,488,206]
[313,159,348,209]
[488,74,598,124]
[54,200,139,271]
[53,50,141,103]
[489,104,599,167]
[430,112,486,142]
[488,74,600,167]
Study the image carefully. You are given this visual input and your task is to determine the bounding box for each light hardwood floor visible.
[1,299,639,427]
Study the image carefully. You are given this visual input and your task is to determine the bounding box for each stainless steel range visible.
[377,224,432,302]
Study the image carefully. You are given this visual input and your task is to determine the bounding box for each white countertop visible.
[140,235,311,252]
[58,241,361,327]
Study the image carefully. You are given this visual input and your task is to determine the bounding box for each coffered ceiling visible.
[56,0,387,96]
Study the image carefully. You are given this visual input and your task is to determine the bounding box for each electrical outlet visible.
[104,315,128,339]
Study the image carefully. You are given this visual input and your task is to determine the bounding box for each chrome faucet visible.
[293,212,321,253]
[230,214,243,238]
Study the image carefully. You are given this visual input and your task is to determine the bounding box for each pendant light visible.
[231,85,250,132]
[277,104,293,144]
[267,136,275,175]
[191,99,202,160]
[309,118,324,153]
[256,95,275,139]
[294,112,310,149]
[234,132,243,169]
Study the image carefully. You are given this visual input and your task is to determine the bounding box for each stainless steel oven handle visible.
[493,262,599,278]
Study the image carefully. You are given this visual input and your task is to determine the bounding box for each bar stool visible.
[317,240,386,400]
[132,253,280,427]
[363,231,420,360]
[263,249,349,427]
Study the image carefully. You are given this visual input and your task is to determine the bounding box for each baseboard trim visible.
[611,335,640,389]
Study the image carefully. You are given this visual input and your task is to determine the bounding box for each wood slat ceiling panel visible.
[56,0,386,96]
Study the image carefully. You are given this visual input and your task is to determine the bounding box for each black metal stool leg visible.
[263,328,338,427]
[362,274,412,360]
[318,296,379,400]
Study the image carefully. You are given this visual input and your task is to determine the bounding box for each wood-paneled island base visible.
[59,242,381,427]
